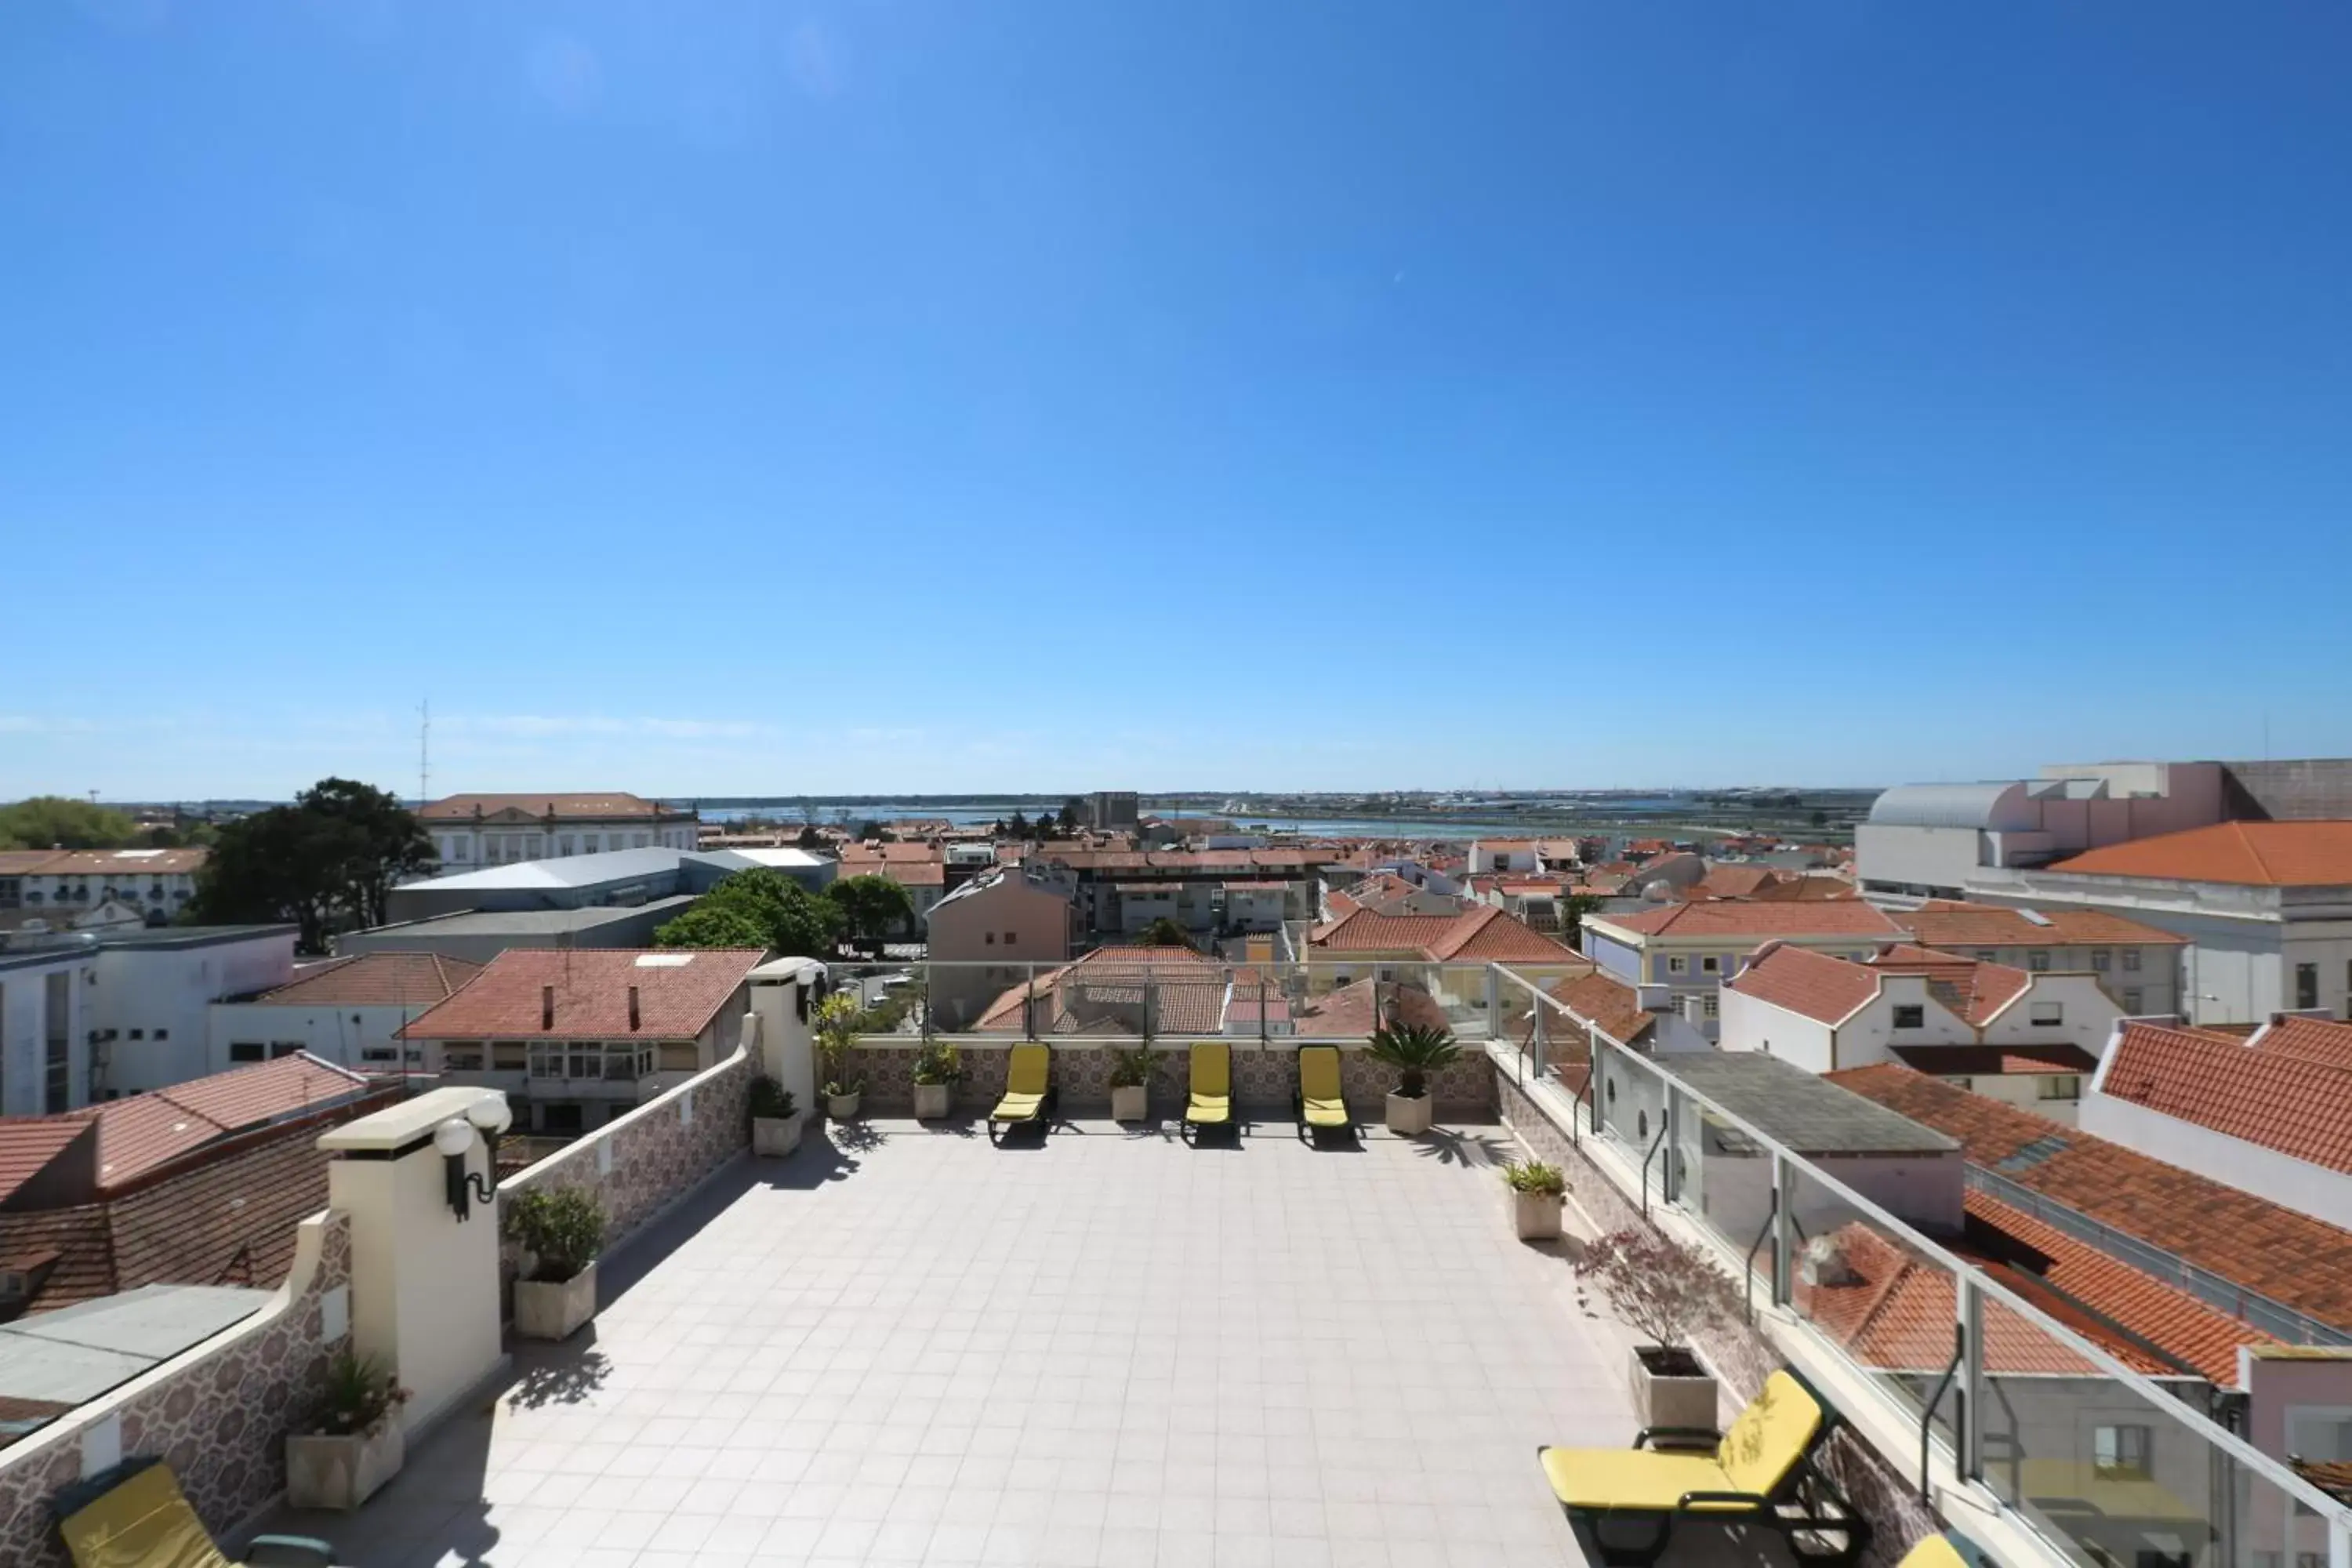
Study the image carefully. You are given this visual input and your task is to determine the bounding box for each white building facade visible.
[418,792,699,869]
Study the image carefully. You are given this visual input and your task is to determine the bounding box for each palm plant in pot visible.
[1574,1227,1740,1431]
[749,1075,802,1157]
[1500,1160,1567,1241]
[911,1039,962,1119]
[1108,1043,1156,1123]
[286,1348,409,1510]
[1366,1020,1460,1134]
[506,1185,605,1341]
[814,991,866,1121]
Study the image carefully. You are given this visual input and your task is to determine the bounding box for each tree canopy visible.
[653,901,775,951]
[655,868,841,958]
[188,778,434,951]
[831,873,915,953]
[1135,916,1195,950]
[0,796,143,850]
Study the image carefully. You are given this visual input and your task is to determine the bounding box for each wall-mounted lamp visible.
[435,1096,514,1222]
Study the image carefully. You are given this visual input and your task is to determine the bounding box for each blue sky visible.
[5,2,2350,800]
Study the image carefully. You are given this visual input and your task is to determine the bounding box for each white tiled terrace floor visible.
[250,1116,1773,1568]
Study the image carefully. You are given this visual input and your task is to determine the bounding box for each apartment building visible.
[397,947,762,1133]
[1579,899,1904,1036]
[922,868,1076,1031]
[207,951,483,1074]
[0,848,206,924]
[1892,899,2185,1016]
[418,792,699,869]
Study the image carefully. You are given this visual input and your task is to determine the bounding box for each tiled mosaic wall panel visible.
[506,1050,754,1247]
[0,1212,350,1568]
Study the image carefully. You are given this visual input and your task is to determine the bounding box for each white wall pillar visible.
[748,958,824,1115]
[318,1086,509,1436]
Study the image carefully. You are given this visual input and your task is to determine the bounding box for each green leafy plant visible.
[1573,1228,1739,1351]
[911,1039,962,1086]
[504,1186,605,1283]
[1107,1043,1159,1090]
[814,990,866,1096]
[310,1348,408,1438]
[747,1076,797,1122]
[1501,1160,1566,1198]
[1366,1022,1461,1100]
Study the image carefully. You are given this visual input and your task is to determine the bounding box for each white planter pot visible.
[1511,1189,1563,1241]
[1628,1345,1719,1432]
[285,1421,404,1511]
[514,1263,597,1341]
[1385,1091,1434,1136]
[752,1112,804,1158]
[913,1083,953,1120]
[1111,1084,1149,1123]
[827,1091,862,1122]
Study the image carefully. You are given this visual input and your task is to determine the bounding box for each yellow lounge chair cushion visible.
[1298,1047,1345,1125]
[992,1092,1045,1122]
[1540,1447,1746,1512]
[1004,1044,1051,1097]
[1303,1097,1348,1127]
[1186,1094,1231,1123]
[60,1463,236,1568]
[1716,1370,1822,1497]
[1896,1539,1972,1568]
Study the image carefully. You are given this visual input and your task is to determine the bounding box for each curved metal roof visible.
[1866,782,2035,831]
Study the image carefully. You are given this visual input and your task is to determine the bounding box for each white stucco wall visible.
[1717,988,1839,1072]
[88,934,297,1094]
[206,1000,430,1073]
[2079,1091,2352,1229]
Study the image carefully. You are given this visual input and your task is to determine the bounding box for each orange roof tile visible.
[2048,822,2352,887]
[1599,902,1902,939]
[419,792,684,822]
[974,947,1224,1034]
[254,952,484,1007]
[1896,899,2185,949]
[399,948,764,1040]
[1863,944,2033,1027]
[1292,978,1452,1038]
[1544,970,1654,1047]
[2255,1014,2352,1071]
[2097,1021,2352,1175]
[1723,943,1880,1025]
[3,848,209,876]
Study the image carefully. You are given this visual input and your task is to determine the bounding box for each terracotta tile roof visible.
[849,861,946,887]
[1293,978,1451,1038]
[1748,875,1860,902]
[1895,900,2186,949]
[1794,1220,2115,1375]
[0,848,209,876]
[2048,822,2352,887]
[253,952,484,1007]
[1824,1063,2352,1329]
[2255,1014,2352,1071]
[1544,970,1654,1047]
[1684,865,1782,900]
[1723,943,1881,1025]
[974,947,1225,1035]
[1864,944,2033,1027]
[399,948,764,1040]
[2096,1021,2352,1175]
[0,1121,91,1203]
[1308,905,1577,963]
[1598,902,1902,939]
[419,792,684,822]
[1889,1044,2098,1076]
[840,841,946,865]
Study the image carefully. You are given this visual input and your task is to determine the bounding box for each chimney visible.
[541,985,555,1031]
[627,985,641,1031]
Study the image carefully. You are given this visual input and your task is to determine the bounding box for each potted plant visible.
[749,1075,803,1157]
[1366,1021,1460,1135]
[814,991,865,1121]
[506,1185,604,1341]
[1109,1043,1156,1123]
[1501,1160,1567,1241]
[1574,1228,1739,1430]
[911,1040,961,1119]
[285,1348,408,1510]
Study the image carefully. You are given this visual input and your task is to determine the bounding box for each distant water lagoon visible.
[699,799,1697,840]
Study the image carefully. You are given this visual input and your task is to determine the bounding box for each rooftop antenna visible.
[419,699,431,806]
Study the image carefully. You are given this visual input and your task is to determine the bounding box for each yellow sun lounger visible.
[57,1457,335,1568]
[989,1043,1054,1144]
[1896,1534,1993,1568]
[1294,1045,1350,1139]
[1182,1042,1232,1141]
[1537,1367,1863,1567]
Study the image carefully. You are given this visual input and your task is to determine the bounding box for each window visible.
[1974,950,1998,963]
[2027,949,2050,972]
[985,932,996,945]
[1944,1076,1973,1091]
[1004,931,1018,946]
[2030,1001,2063,1026]
[634,833,650,848]
[2123,988,2143,1012]
[444,1049,484,1071]
[1702,993,1719,1019]
[2090,949,2111,971]
[153,1029,166,1040]
[2093,1425,2151,1479]
[129,1029,144,1040]
[361,1047,397,1062]
[2038,1074,2082,1102]
[1700,955,1719,974]
[230,1042,265,1062]
[1667,956,1687,975]
[558,835,575,855]
[1892,1004,1925,1030]
[2297,963,2320,1011]
[2122,949,2142,972]
[270,1042,303,1058]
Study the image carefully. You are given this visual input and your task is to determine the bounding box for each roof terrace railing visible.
[1491,961,2352,1568]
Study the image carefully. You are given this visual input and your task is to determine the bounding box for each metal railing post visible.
[1530,997,1547,1080]
[1959,1275,1985,1485]
[1483,964,1500,1033]
[1771,1152,1795,1307]
[1662,1084,1681,1205]
[1024,963,1037,1041]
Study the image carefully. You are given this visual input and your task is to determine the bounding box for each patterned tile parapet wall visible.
[849,1040,1497,1120]
[504,1048,753,1247]
[1493,1061,1938,1568]
[0,1210,351,1568]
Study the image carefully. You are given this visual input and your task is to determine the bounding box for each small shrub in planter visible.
[1501,1160,1567,1241]
[1109,1044,1156,1122]
[505,1186,605,1341]
[1366,1022,1460,1134]
[912,1040,962,1119]
[1575,1227,1740,1430]
[286,1348,409,1509]
[749,1075,803,1157]
[814,992,866,1120]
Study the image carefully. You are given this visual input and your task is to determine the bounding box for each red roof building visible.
[399,949,766,1041]
[2047,822,2352,887]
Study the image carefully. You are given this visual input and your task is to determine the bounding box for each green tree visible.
[795,824,824,850]
[1007,810,1030,838]
[1809,809,1828,828]
[1035,808,1059,839]
[1561,892,1609,948]
[854,820,895,843]
[188,779,433,951]
[654,901,775,950]
[0,796,142,850]
[1062,797,1087,830]
[676,868,842,957]
[830,873,915,954]
[1136,916,1195,950]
